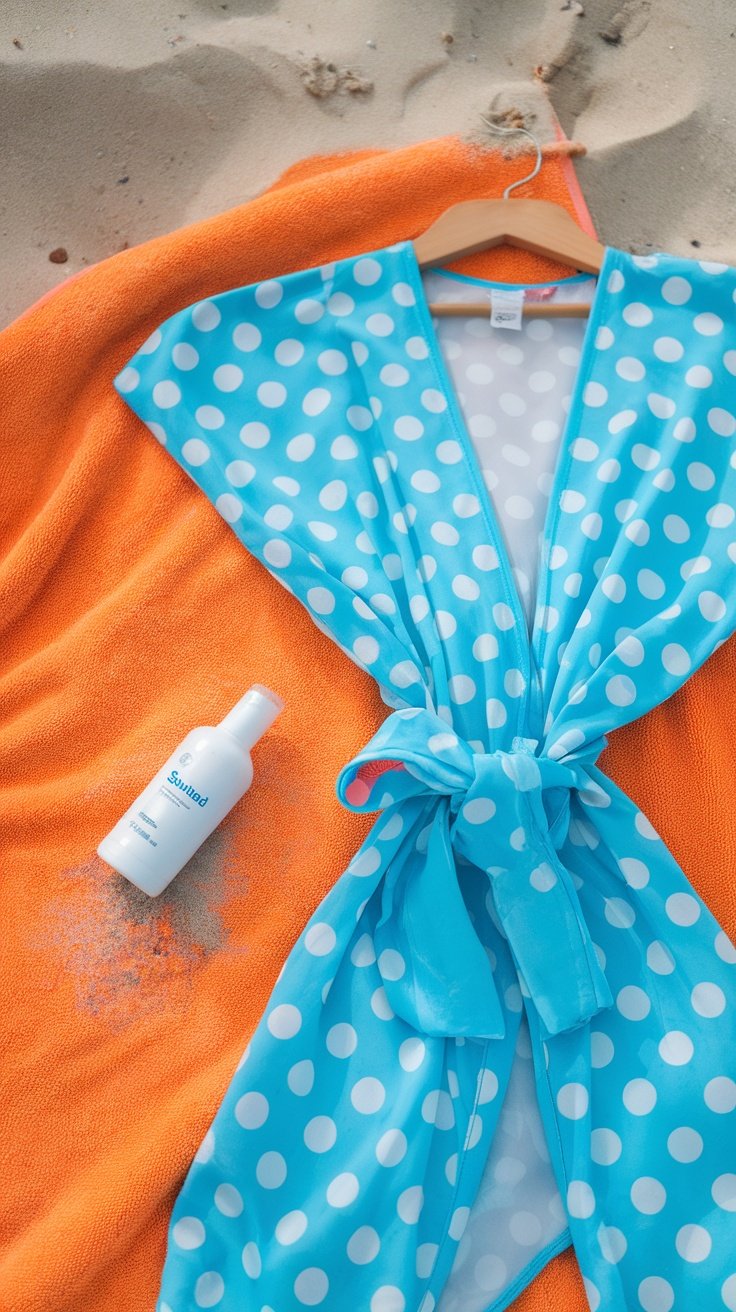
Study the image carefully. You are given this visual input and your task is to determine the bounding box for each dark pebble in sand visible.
[49,247,68,263]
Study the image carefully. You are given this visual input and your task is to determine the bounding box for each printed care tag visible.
[490,287,525,331]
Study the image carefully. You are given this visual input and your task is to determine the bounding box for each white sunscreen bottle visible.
[97,684,284,896]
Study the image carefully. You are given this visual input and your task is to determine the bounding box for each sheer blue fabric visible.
[115,241,736,1312]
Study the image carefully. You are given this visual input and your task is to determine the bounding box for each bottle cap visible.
[218,684,284,751]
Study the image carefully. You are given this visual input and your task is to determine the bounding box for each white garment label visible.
[490,288,525,331]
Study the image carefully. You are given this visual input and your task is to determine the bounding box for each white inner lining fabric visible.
[421,267,597,1311]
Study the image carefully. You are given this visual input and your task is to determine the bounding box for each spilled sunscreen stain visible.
[45,821,249,1029]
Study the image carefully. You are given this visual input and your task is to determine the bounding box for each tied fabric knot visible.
[336,707,612,1041]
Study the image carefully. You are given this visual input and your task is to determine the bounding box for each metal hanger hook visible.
[479,114,543,198]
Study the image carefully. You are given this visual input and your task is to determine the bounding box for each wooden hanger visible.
[413,119,605,319]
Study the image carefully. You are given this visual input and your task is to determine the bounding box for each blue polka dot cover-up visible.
[114,240,736,1312]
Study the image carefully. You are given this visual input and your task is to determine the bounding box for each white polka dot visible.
[713,1174,736,1211]
[631,1176,666,1214]
[304,1116,337,1153]
[662,643,690,676]
[286,1055,313,1095]
[307,586,335,616]
[616,635,645,667]
[616,356,645,381]
[477,1068,499,1103]
[318,479,347,511]
[662,276,692,305]
[617,985,650,1021]
[326,1172,359,1208]
[583,1278,601,1311]
[370,1287,405,1312]
[560,489,586,513]
[623,302,653,327]
[294,1267,328,1305]
[353,636,380,666]
[275,1210,308,1245]
[462,797,496,825]
[707,503,735,528]
[426,443,460,472]
[196,406,228,438]
[591,1128,622,1165]
[567,1180,596,1219]
[499,392,526,416]
[691,981,726,1017]
[215,493,241,527]
[410,469,440,494]
[654,335,683,362]
[605,675,636,707]
[376,1129,407,1167]
[256,1150,287,1189]
[326,1023,358,1058]
[242,1241,262,1278]
[667,1126,703,1163]
[658,1029,694,1066]
[715,930,736,963]
[637,568,665,599]
[506,494,535,520]
[638,1276,674,1311]
[448,674,476,703]
[422,1089,455,1131]
[699,590,727,621]
[304,922,336,957]
[430,521,459,546]
[211,364,242,393]
[675,1224,712,1262]
[609,409,637,434]
[173,1216,206,1249]
[354,258,382,285]
[724,1276,736,1312]
[153,380,181,409]
[116,366,140,393]
[392,283,415,307]
[302,387,330,416]
[235,1091,269,1129]
[599,1226,627,1264]
[399,1037,426,1072]
[351,1077,385,1114]
[583,381,608,406]
[557,1083,589,1120]
[396,1185,423,1224]
[194,1129,215,1164]
[215,1183,243,1216]
[194,1272,224,1307]
[705,1076,736,1113]
[623,1078,657,1115]
[182,438,210,466]
[681,554,711,580]
[267,1003,302,1039]
[605,897,636,929]
[666,892,700,926]
[191,300,221,331]
[687,460,716,490]
[347,1225,380,1264]
[377,949,405,982]
[686,364,713,388]
[509,1210,543,1245]
[486,699,507,729]
[620,857,650,888]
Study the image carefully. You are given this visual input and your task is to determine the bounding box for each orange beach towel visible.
[2,128,735,1312]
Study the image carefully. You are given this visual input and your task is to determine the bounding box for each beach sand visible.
[1,0,734,328]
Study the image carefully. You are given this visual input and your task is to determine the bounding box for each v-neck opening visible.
[396,237,619,710]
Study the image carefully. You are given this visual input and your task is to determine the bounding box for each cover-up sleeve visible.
[112,260,432,710]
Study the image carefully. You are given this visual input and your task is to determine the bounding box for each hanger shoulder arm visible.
[413,198,605,275]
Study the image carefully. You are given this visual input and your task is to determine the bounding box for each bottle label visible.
[166,768,208,807]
